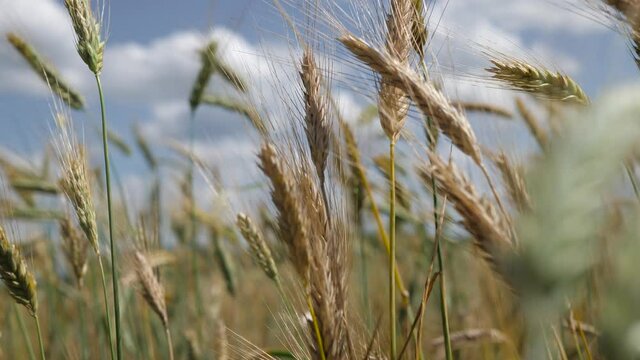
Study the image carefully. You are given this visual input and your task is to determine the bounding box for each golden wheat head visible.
[0,227,38,315]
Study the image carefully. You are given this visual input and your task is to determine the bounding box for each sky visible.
[0,0,638,216]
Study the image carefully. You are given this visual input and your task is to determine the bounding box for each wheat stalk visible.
[487,59,588,104]
[7,33,85,109]
[515,97,548,149]
[133,125,158,170]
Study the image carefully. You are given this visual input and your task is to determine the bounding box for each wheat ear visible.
[424,152,513,276]
[236,213,278,281]
[301,48,331,188]
[258,143,310,283]
[0,227,38,315]
[64,0,104,74]
[493,152,531,212]
[378,0,412,142]
[189,41,218,111]
[133,251,174,360]
[0,226,45,360]
[487,59,588,104]
[339,34,510,231]
[7,33,85,109]
[339,34,482,164]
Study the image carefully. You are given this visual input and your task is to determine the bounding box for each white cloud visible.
[441,0,604,35]
[0,0,634,215]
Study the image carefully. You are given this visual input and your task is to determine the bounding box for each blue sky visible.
[0,0,638,212]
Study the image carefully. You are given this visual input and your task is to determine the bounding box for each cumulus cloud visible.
[441,0,604,35]
[0,0,633,207]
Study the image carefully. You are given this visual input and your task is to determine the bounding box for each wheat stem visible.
[97,255,116,360]
[624,162,640,200]
[344,122,409,300]
[34,314,46,360]
[432,174,452,360]
[95,74,121,360]
[15,305,36,360]
[188,110,204,330]
[428,147,453,360]
[306,294,327,360]
[165,326,175,360]
[389,140,397,360]
[420,54,453,359]
[479,163,511,232]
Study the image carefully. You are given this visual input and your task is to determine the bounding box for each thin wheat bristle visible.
[60,216,89,288]
[451,101,514,119]
[515,97,548,149]
[425,152,512,273]
[339,34,483,164]
[258,143,310,282]
[493,152,531,212]
[0,226,38,315]
[7,33,85,109]
[236,213,278,281]
[301,48,331,184]
[64,0,104,74]
[378,0,413,141]
[487,59,589,104]
[134,250,168,328]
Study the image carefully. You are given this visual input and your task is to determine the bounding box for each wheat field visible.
[0,0,640,359]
